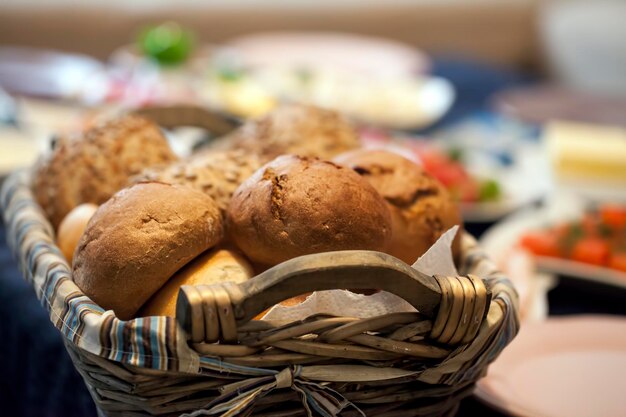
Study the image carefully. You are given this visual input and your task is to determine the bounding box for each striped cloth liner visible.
[1,169,519,414]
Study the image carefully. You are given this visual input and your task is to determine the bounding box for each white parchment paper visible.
[262,226,459,324]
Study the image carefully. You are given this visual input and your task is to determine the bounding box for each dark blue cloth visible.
[0,219,97,417]
[423,56,534,134]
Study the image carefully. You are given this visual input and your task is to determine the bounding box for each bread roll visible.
[56,203,98,263]
[139,248,253,318]
[210,104,360,162]
[33,115,178,229]
[227,155,392,266]
[334,149,463,264]
[73,182,223,320]
[133,149,261,218]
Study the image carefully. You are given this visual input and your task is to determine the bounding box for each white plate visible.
[476,316,626,417]
[0,47,103,99]
[225,31,431,78]
[534,256,626,290]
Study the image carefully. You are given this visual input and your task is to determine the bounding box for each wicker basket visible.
[1,168,519,417]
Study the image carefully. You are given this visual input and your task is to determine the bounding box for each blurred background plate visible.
[0,47,104,100]
[225,31,431,77]
[476,316,626,417]
[199,31,454,129]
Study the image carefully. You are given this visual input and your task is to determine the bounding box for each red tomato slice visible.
[600,205,626,230]
[570,238,610,266]
[609,253,626,273]
[459,178,480,203]
[520,232,561,258]
[428,164,469,188]
[581,214,600,236]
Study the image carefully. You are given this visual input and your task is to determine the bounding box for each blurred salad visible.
[414,145,502,204]
[520,204,626,272]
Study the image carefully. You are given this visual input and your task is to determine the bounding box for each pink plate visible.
[476,316,626,417]
[225,31,430,77]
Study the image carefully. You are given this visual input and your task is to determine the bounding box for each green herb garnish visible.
[479,179,501,202]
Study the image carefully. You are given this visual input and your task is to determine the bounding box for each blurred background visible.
[1,0,625,416]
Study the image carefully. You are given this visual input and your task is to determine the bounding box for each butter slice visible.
[544,121,626,183]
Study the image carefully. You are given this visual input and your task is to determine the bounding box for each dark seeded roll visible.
[33,115,178,229]
[133,149,261,219]
[227,155,392,266]
[72,182,223,320]
[334,149,463,265]
[209,104,360,163]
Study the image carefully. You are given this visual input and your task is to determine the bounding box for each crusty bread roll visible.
[73,182,223,320]
[56,203,98,263]
[334,149,463,264]
[33,115,178,229]
[227,155,392,266]
[209,104,360,163]
[139,248,253,318]
[133,149,261,218]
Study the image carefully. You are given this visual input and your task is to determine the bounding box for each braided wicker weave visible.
[1,169,519,417]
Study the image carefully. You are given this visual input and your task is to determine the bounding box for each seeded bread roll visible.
[334,149,463,265]
[33,115,178,229]
[73,182,223,320]
[210,104,360,162]
[139,248,253,318]
[227,155,392,266]
[133,149,261,218]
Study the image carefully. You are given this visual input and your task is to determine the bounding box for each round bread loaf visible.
[57,203,98,263]
[210,104,360,162]
[73,182,223,320]
[139,248,253,318]
[227,155,392,266]
[33,115,178,229]
[133,149,261,218]
[334,149,463,264]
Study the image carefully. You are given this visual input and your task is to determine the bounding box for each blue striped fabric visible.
[1,170,199,373]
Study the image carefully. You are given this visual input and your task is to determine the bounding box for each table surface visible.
[0,57,532,416]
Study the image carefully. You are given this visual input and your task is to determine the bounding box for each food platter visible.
[480,202,626,289]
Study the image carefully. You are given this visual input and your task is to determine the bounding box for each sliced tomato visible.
[600,205,626,230]
[570,238,610,266]
[428,163,469,188]
[609,253,626,273]
[461,180,481,202]
[581,214,600,236]
[520,231,561,258]
[553,223,572,239]
[416,148,449,172]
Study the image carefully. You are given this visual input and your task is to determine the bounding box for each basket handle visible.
[132,104,240,136]
[176,250,489,346]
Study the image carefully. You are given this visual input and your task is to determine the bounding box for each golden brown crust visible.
[72,182,223,320]
[334,149,463,265]
[32,115,178,229]
[227,155,392,266]
[138,248,253,318]
[56,203,99,263]
[210,104,360,162]
[133,149,261,218]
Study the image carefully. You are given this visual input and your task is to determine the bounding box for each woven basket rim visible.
[1,169,519,381]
